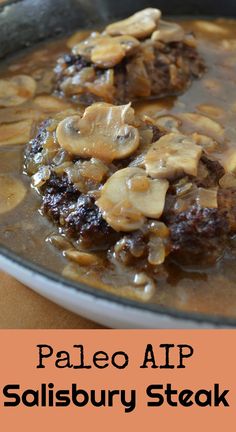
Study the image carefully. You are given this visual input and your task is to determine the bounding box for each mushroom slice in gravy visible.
[96,167,169,231]
[56,103,139,162]
[151,20,185,43]
[0,75,36,107]
[105,8,162,39]
[144,133,202,179]
[72,33,140,68]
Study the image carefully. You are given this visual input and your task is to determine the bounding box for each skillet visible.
[0,0,235,328]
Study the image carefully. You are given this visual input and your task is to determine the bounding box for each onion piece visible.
[148,235,166,265]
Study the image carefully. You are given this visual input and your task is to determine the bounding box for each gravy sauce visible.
[1,19,236,317]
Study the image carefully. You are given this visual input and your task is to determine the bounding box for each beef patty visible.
[54,39,204,105]
[25,116,236,267]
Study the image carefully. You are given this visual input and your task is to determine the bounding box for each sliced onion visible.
[148,236,166,265]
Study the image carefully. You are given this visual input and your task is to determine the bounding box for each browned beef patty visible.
[164,205,229,264]
[54,40,205,104]
[25,119,236,266]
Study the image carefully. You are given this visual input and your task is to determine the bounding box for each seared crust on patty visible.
[164,206,229,264]
[42,174,116,249]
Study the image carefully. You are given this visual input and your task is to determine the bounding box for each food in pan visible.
[1,9,236,313]
[54,9,204,104]
[24,101,236,275]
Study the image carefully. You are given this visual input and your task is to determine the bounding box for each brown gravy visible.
[1,19,236,317]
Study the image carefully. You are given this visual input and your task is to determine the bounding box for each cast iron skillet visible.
[0,0,235,327]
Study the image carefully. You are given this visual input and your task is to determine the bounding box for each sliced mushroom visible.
[196,104,224,119]
[33,95,73,113]
[127,174,169,218]
[0,107,40,125]
[56,103,139,162]
[151,20,184,43]
[191,132,218,153]
[0,175,26,214]
[115,35,141,54]
[144,133,202,179]
[96,168,145,231]
[105,8,161,39]
[193,20,229,36]
[72,33,140,68]
[152,114,181,132]
[92,35,140,67]
[0,75,36,107]
[72,32,101,60]
[67,30,91,48]
[136,99,172,118]
[0,119,34,146]
[96,167,169,231]
[179,112,224,143]
[91,39,125,68]
[203,78,221,94]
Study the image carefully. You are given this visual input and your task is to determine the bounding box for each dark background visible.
[0,0,235,58]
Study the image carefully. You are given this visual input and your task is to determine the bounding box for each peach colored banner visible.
[0,330,235,431]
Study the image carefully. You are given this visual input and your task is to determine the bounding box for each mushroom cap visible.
[151,20,185,43]
[96,167,169,232]
[105,8,162,39]
[179,112,224,143]
[33,95,74,113]
[56,103,140,162]
[72,33,140,68]
[144,132,202,179]
[152,114,181,133]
